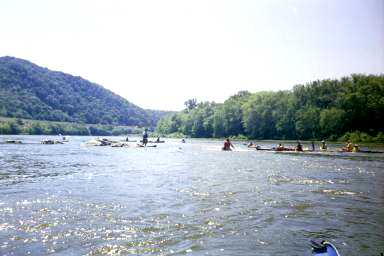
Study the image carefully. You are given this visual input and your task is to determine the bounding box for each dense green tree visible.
[294,106,320,140]
[29,123,44,135]
[222,96,246,136]
[319,108,346,139]
[0,117,142,136]
[212,105,225,138]
[243,92,274,139]
[0,56,168,127]
[184,99,198,112]
[156,74,384,141]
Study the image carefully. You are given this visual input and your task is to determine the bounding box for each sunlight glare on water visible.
[0,136,383,255]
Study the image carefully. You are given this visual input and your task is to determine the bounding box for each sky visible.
[0,0,383,110]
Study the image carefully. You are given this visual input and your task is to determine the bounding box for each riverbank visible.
[0,117,144,136]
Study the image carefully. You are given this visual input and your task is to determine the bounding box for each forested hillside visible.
[157,74,384,142]
[0,56,166,127]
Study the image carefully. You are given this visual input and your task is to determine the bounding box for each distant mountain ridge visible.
[0,56,168,127]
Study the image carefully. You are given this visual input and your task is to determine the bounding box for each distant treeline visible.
[0,117,142,136]
[156,74,384,143]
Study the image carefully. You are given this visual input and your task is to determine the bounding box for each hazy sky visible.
[1,0,383,110]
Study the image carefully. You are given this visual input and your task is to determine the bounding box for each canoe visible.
[312,241,341,256]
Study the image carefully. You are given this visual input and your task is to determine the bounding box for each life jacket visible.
[223,141,231,150]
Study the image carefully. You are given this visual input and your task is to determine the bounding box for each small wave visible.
[268,175,341,186]
[313,189,357,196]
[291,202,314,211]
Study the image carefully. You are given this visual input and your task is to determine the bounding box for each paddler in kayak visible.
[247,142,261,149]
[142,128,149,146]
[346,140,353,152]
[320,140,327,151]
[342,140,354,152]
[275,143,284,151]
[296,141,303,151]
[311,141,315,151]
[222,138,235,151]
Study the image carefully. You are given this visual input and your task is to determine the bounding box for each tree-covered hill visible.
[0,56,166,127]
[157,74,384,142]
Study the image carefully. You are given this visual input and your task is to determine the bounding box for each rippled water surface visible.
[1,136,383,255]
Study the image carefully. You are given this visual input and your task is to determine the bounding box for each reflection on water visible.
[0,152,92,185]
[0,135,384,255]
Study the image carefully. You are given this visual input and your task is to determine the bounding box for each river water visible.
[0,135,383,256]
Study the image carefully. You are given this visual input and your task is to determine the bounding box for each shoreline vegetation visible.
[0,117,143,136]
[1,116,383,147]
[156,74,384,144]
[1,67,383,144]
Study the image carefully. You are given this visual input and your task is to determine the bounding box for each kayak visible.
[254,147,296,151]
[136,144,157,148]
[338,149,383,153]
[41,139,64,144]
[311,241,341,256]
[4,140,22,144]
[255,147,273,151]
[255,147,297,152]
[140,140,165,143]
[256,149,383,155]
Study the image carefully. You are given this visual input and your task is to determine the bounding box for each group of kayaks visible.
[85,137,162,147]
[1,137,70,145]
[251,147,382,154]
[246,144,383,154]
[3,137,383,156]
[139,140,165,143]
[1,137,164,147]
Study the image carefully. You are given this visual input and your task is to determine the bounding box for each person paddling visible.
[320,140,327,151]
[142,128,149,146]
[222,138,234,151]
[345,140,353,152]
[296,141,303,151]
[276,143,285,151]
